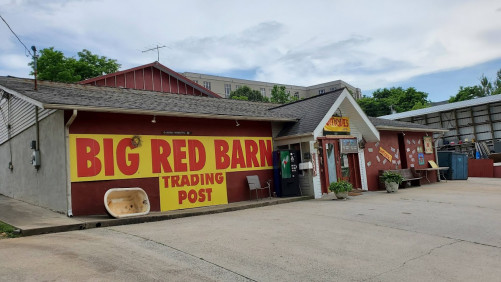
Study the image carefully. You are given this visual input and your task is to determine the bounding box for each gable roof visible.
[0,76,296,121]
[369,117,448,132]
[270,89,344,137]
[79,61,222,98]
[270,89,381,142]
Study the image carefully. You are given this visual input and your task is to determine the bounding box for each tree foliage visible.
[29,47,120,83]
[229,85,269,102]
[449,70,501,102]
[357,87,430,117]
[270,85,299,104]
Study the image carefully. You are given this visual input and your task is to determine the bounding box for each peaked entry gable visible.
[313,90,379,142]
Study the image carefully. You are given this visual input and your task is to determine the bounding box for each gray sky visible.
[1,0,501,101]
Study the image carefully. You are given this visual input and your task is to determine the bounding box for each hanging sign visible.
[379,146,393,162]
[340,139,358,153]
[324,117,350,132]
[423,136,433,154]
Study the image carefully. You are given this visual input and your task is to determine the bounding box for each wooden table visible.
[415,167,449,183]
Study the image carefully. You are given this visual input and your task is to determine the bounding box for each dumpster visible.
[437,152,468,180]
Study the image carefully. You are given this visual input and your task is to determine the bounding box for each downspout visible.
[434,132,445,182]
[65,110,77,217]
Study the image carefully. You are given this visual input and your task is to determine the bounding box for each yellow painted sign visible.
[379,146,393,162]
[69,134,273,211]
[324,117,350,132]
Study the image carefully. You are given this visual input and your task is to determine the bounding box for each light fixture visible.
[235,120,240,127]
[426,132,429,136]
[401,132,406,136]
[151,115,156,123]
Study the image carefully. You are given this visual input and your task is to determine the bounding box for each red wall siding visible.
[364,131,437,190]
[161,72,171,93]
[125,72,135,88]
[67,111,273,215]
[469,159,494,177]
[153,68,162,91]
[144,67,153,91]
[116,74,125,88]
[363,131,401,190]
[72,178,160,216]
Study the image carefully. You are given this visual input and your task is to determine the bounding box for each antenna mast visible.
[142,45,167,61]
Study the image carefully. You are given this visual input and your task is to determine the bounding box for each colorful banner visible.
[69,134,273,211]
[324,117,350,132]
[379,146,393,162]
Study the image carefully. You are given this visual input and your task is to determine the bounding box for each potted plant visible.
[329,180,353,199]
[381,171,404,193]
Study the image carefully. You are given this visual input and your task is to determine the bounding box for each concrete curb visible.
[19,196,313,236]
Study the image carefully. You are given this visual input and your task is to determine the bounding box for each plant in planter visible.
[329,180,353,199]
[381,171,404,193]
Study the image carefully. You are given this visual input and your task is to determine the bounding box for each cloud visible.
[1,0,501,101]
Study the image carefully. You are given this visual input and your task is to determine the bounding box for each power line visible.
[0,14,33,57]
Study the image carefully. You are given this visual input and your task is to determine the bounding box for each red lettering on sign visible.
[245,140,259,168]
[214,140,230,169]
[190,174,200,186]
[259,139,272,167]
[162,176,170,188]
[103,138,114,176]
[188,139,206,171]
[215,173,224,184]
[178,190,187,204]
[188,189,197,203]
[173,139,188,172]
[151,139,172,173]
[231,140,246,169]
[76,138,102,177]
[178,188,214,204]
[171,175,180,187]
[116,138,139,175]
[180,175,190,186]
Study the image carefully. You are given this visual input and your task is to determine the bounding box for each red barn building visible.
[0,64,446,217]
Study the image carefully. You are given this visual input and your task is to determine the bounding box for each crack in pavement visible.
[107,228,256,282]
[362,240,461,281]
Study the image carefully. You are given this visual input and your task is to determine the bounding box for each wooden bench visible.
[378,168,422,190]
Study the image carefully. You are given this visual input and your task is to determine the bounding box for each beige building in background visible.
[182,72,362,100]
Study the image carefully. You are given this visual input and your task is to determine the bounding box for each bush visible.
[329,180,353,193]
[381,171,404,184]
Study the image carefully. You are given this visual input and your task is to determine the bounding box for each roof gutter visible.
[274,132,313,141]
[65,109,77,217]
[43,104,298,122]
[376,125,448,133]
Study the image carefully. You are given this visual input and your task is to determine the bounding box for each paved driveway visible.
[1,178,500,281]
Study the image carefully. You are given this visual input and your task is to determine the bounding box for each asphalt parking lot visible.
[1,178,500,281]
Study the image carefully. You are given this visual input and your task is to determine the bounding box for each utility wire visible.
[0,14,33,57]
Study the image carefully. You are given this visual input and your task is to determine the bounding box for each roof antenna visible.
[31,46,38,91]
[142,44,167,62]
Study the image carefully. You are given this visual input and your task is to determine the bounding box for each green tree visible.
[448,86,483,103]
[270,85,292,104]
[229,85,268,102]
[357,87,430,117]
[29,47,120,83]
[449,69,501,102]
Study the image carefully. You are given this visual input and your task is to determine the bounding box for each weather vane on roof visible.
[142,44,167,62]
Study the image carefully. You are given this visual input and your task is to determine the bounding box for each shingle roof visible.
[269,90,344,137]
[369,117,447,132]
[0,76,297,121]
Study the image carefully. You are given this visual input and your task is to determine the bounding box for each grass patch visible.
[0,221,20,238]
